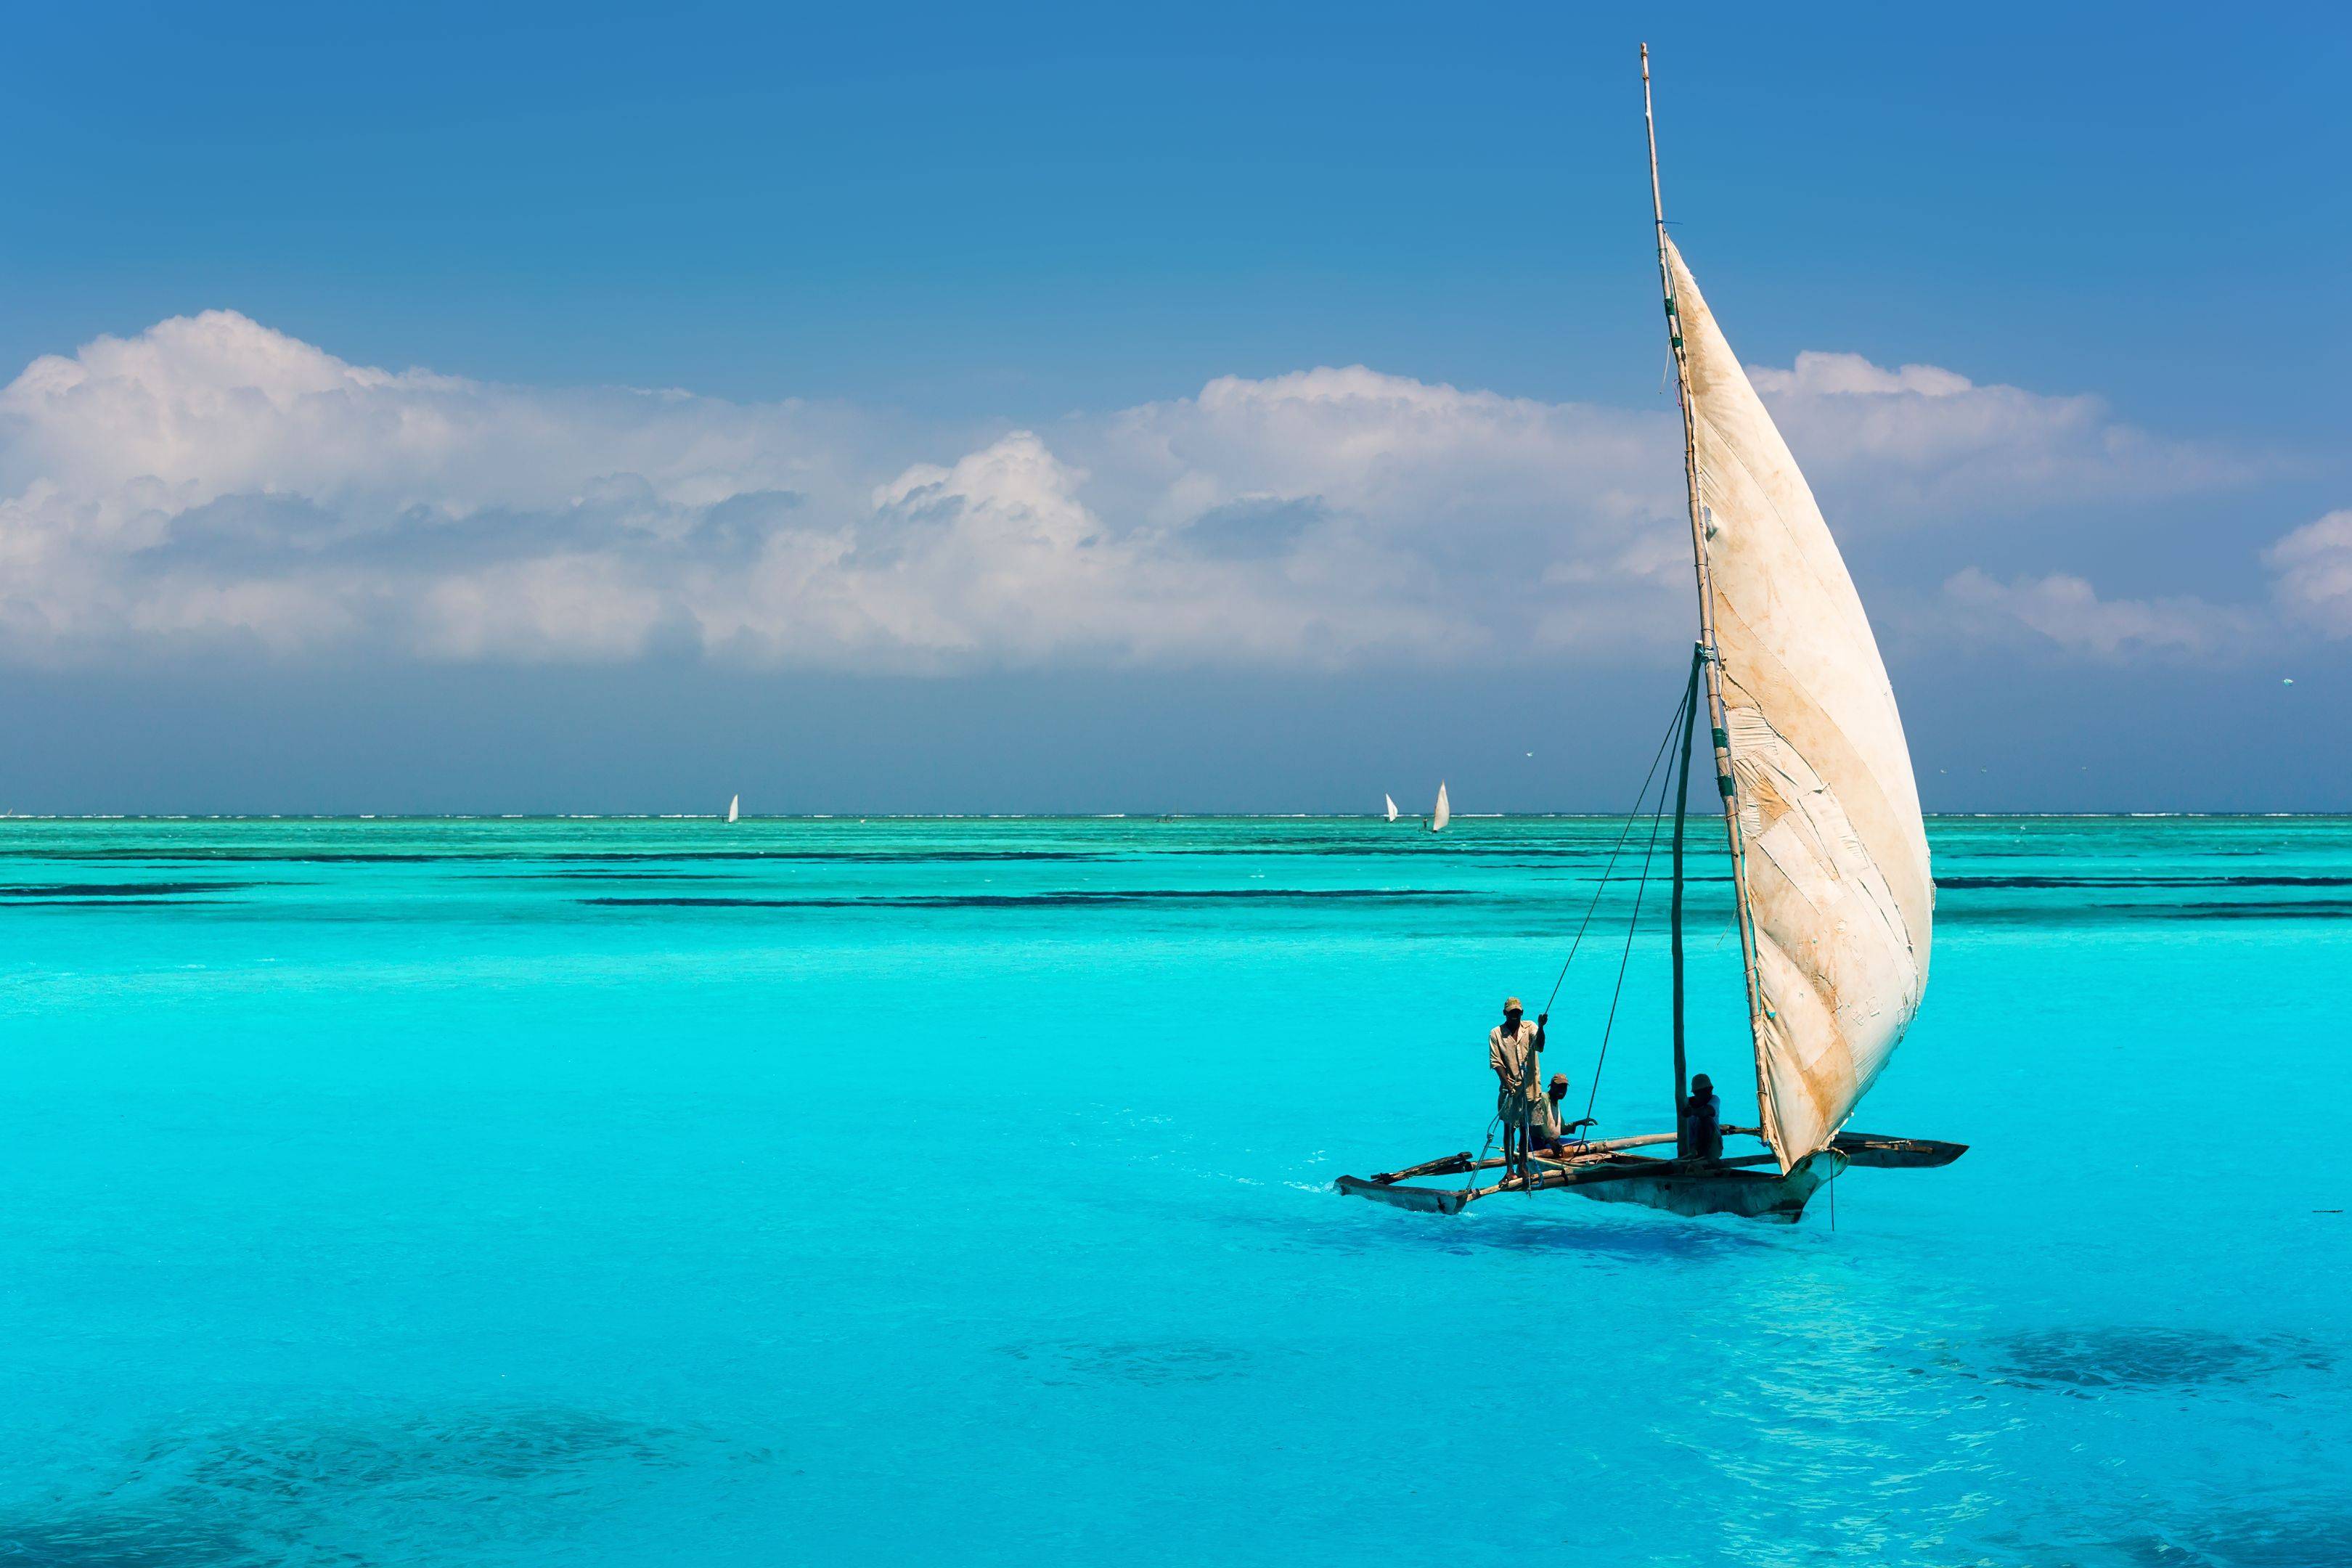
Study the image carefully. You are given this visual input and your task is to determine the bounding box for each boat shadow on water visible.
[1418,1208,1794,1261]
[1232,1199,1789,1262]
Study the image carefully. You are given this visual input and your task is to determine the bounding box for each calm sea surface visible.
[2,815,2346,1566]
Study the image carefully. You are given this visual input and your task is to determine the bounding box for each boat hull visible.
[1566,1148,1845,1223]
[1333,1175,1469,1214]
[1831,1132,1967,1169]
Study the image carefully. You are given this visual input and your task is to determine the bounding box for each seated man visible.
[1681,1071,1724,1161]
[1529,1072,1596,1156]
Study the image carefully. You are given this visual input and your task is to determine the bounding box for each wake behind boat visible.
[1336,47,1961,1224]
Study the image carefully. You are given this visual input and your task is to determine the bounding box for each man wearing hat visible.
[1487,997,1548,1181]
[1530,1071,1593,1156]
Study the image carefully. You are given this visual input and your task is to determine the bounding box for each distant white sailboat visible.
[727,794,740,824]
[1429,783,1450,833]
[1384,793,1399,822]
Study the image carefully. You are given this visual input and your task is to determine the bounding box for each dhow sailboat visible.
[1337,49,1962,1222]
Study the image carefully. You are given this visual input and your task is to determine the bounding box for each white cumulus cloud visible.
[2265,509,2352,638]
[0,310,2289,672]
[1751,350,2262,523]
[1937,568,2261,660]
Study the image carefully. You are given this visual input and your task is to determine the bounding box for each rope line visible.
[1475,669,1693,1179]
[1582,731,1678,1125]
[1539,680,1693,1018]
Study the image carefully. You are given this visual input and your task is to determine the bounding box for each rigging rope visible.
[1474,671,1694,1182]
[1539,680,1694,1019]
[1581,722,1678,1126]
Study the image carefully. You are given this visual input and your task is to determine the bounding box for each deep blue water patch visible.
[1985,1327,2334,1394]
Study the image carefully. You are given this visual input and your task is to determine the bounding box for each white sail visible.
[1666,237,1933,1168]
[727,794,740,824]
[1384,793,1398,822]
[1429,783,1450,833]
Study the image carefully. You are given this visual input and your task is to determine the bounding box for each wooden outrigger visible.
[1335,49,1964,1225]
[1336,1131,1963,1223]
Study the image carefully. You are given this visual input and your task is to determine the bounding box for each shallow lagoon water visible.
[1,815,2346,1566]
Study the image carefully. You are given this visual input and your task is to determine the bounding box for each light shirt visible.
[1488,1021,1541,1103]
[1533,1093,1567,1138]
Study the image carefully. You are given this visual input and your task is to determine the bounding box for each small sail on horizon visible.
[727,794,740,824]
[1384,793,1398,822]
[1429,783,1450,833]
[1662,234,1933,1169]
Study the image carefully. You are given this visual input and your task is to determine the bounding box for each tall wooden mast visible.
[1643,44,1773,1135]
[1668,640,1701,1152]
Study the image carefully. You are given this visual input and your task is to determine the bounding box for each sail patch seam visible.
[1724,690,1921,974]
[1717,654,1926,966]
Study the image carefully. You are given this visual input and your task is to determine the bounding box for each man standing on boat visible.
[1489,997,1547,1180]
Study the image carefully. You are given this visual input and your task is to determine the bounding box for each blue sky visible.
[1,2,2347,812]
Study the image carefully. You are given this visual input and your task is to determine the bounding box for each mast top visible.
[1642,44,1667,234]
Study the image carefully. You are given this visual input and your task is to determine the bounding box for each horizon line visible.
[1,812,2343,824]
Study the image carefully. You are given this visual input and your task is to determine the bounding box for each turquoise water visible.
[2,815,2346,1566]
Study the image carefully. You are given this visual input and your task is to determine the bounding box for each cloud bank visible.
[1749,351,2261,523]
[0,311,2315,671]
[2266,510,2352,640]
[1935,568,2262,661]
